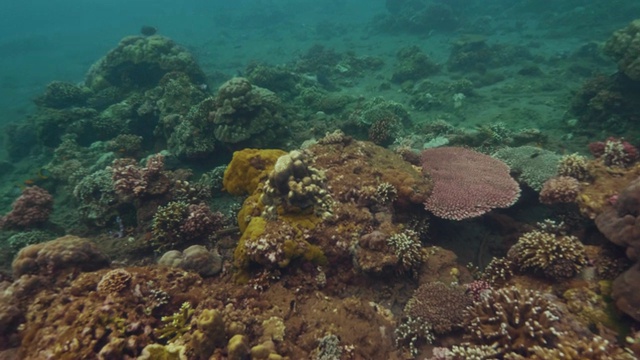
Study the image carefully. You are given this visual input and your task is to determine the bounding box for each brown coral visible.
[539,176,581,205]
[507,230,587,280]
[464,287,561,356]
[404,281,472,334]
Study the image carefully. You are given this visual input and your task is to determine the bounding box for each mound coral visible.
[507,230,587,280]
[210,77,288,148]
[12,235,110,277]
[421,146,520,220]
[158,245,223,277]
[1,186,53,230]
[463,287,561,356]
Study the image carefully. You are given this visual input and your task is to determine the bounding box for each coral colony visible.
[4,8,640,360]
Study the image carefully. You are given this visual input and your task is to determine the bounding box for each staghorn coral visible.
[111,153,169,201]
[156,302,195,342]
[464,287,561,356]
[404,281,473,334]
[507,230,587,280]
[12,235,110,277]
[1,186,53,230]
[480,257,515,286]
[421,146,520,220]
[539,176,581,205]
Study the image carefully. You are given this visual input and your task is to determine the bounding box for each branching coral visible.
[463,287,561,356]
[507,230,587,280]
[156,302,194,342]
[386,230,423,272]
[539,176,581,205]
[261,150,333,219]
[557,153,591,181]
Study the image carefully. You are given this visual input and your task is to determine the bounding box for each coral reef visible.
[421,146,520,220]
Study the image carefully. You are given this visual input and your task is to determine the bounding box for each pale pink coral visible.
[421,147,520,220]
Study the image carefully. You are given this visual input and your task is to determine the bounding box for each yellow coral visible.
[223,149,286,195]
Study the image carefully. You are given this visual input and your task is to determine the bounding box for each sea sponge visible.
[223,149,287,196]
[464,287,561,356]
[507,230,587,280]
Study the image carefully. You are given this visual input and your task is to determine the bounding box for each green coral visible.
[72,169,119,227]
[156,302,194,342]
[493,146,561,191]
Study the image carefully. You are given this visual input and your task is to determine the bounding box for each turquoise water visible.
[1,1,640,358]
